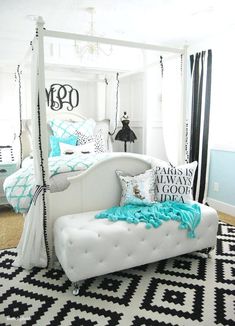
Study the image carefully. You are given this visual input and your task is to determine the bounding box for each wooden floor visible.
[0,206,24,250]
[218,211,235,226]
[0,206,234,250]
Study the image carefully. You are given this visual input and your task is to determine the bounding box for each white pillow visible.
[153,161,198,203]
[95,119,111,152]
[59,142,95,155]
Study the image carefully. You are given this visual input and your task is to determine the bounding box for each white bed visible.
[4,113,114,214]
[12,17,213,273]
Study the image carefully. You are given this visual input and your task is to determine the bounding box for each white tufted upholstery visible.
[54,203,218,283]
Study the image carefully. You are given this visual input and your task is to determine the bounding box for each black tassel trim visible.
[160,56,164,78]
[35,94,50,268]
[16,65,23,168]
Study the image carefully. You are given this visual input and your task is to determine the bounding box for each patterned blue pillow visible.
[49,119,96,138]
[50,135,77,157]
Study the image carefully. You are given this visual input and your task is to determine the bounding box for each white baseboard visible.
[207,198,235,217]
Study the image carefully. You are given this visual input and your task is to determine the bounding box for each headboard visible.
[47,111,87,122]
[21,113,113,159]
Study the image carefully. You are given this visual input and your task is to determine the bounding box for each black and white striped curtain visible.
[187,50,212,203]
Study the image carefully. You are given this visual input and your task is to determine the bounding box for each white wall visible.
[188,28,235,211]
[0,70,19,145]
[19,70,98,120]
[0,67,167,159]
[45,78,98,119]
[188,28,235,151]
[0,68,99,144]
[113,70,167,160]
[0,70,17,120]
[114,72,144,154]
[144,65,167,160]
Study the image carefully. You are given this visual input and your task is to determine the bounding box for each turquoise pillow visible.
[49,119,96,138]
[50,135,77,157]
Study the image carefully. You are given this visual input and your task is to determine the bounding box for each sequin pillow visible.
[153,161,198,203]
[49,119,96,138]
[116,169,155,206]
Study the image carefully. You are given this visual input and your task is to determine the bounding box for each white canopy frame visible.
[15,16,188,269]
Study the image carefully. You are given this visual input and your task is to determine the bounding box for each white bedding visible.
[23,157,82,192]
[4,153,110,213]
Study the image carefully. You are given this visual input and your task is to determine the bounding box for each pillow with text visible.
[153,161,198,203]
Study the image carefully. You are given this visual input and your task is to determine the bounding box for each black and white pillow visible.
[76,130,106,153]
[153,161,198,203]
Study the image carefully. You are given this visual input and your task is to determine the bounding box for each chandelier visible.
[74,7,112,58]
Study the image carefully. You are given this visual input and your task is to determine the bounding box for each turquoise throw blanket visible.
[95,201,201,238]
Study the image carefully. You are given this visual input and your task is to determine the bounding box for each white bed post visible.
[35,16,52,266]
[36,16,49,162]
[13,17,52,270]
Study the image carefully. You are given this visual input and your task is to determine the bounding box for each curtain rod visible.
[44,30,184,54]
[120,53,184,79]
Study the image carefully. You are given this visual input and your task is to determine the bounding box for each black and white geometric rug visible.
[0,221,234,326]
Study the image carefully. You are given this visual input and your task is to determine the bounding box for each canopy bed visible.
[4,17,218,288]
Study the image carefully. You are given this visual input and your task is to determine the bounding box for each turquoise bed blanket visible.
[4,153,108,214]
[96,201,201,238]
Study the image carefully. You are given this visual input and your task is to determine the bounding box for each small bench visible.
[54,204,218,290]
[51,155,219,295]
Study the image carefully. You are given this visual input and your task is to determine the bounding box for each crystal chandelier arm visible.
[74,7,113,58]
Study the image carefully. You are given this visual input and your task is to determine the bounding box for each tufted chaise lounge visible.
[51,154,219,293]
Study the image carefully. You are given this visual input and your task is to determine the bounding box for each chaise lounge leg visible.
[205,246,215,258]
[72,281,81,296]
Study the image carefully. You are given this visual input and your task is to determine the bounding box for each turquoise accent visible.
[96,201,201,238]
[208,149,235,206]
[123,195,153,206]
[50,135,77,157]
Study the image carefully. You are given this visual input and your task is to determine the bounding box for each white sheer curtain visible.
[161,55,184,166]
[13,25,51,269]
[105,73,119,134]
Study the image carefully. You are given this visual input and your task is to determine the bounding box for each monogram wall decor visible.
[46,84,79,111]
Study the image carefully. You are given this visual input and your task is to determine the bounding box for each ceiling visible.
[0,0,235,68]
